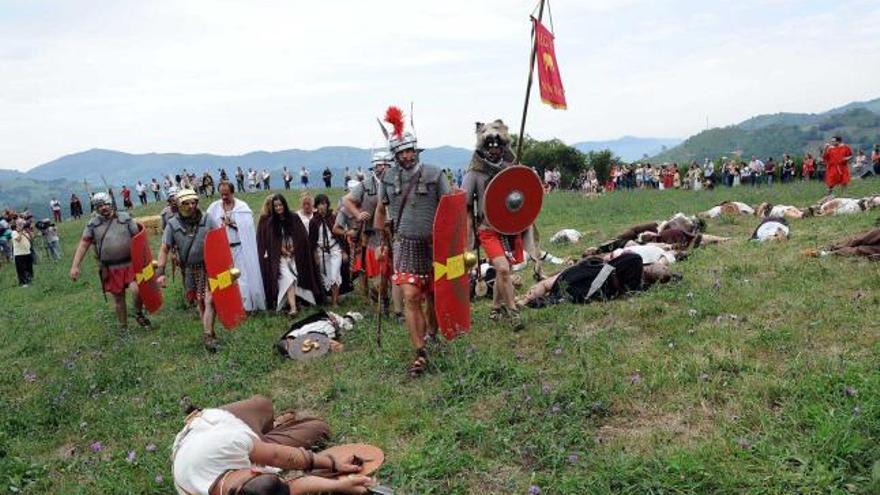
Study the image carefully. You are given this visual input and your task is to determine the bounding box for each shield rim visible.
[483,165,544,235]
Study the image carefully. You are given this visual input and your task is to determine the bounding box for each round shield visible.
[284,332,331,361]
[483,165,544,235]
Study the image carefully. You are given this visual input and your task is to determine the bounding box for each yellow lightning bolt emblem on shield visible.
[434,254,466,281]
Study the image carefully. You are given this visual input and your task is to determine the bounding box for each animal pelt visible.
[468,120,516,174]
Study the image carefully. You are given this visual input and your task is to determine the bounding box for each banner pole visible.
[515,0,547,162]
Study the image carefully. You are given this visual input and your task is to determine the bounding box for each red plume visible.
[384,106,405,140]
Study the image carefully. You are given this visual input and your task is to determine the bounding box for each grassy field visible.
[2,180,879,494]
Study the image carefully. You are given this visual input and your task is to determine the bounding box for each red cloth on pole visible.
[533,18,567,110]
[823,145,853,188]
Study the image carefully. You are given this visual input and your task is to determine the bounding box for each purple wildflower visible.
[145,443,157,453]
[126,450,137,463]
[154,475,165,484]
[528,485,541,495]
[23,370,37,383]
[630,372,642,385]
[90,441,104,453]
[553,347,562,356]
[541,383,551,394]
[736,438,752,450]
[699,373,710,382]
[551,405,561,414]
[844,386,858,397]
[567,453,579,464]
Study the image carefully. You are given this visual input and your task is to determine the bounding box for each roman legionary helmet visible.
[384,106,419,155]
[371,150,394,166]
[91,192,113,207]
[176,188,198,203]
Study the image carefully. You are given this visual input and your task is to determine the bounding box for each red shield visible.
[432,191,470,340]
[131,225,163,314]
[204,227,246,330]
[483,165,544,235]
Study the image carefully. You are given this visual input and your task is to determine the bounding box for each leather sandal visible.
[408,349,428,378]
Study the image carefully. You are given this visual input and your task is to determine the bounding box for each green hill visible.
[2,182,880,493]
[653,99,880,163]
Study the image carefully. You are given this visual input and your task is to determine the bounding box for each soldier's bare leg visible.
[112,292,128,329]
[202,289,218,352]
[401,283,426,350]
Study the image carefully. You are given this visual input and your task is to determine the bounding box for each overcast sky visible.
[1,0,878,171]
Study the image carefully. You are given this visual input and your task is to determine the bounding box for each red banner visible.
[533,17,567,110]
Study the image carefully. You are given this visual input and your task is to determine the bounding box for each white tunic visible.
[754,221,789,242]
[172,409,259,495]
[205,199,266,311]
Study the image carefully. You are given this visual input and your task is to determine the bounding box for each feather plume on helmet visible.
[383,105,420,156]
[469,119,516,173]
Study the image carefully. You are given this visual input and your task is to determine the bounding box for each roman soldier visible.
[374,106,452,377]
[69,192,150,330]
[340,151,400,316]
[155,188,223,352]
[461,120,525,330]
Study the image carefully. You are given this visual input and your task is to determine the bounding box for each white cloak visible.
[206,198,266,311]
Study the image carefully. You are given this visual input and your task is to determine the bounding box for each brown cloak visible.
[257,211,324,309]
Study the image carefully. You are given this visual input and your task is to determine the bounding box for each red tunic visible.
[823,145,852,188]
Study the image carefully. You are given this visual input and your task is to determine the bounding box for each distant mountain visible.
[0,175,88,218]
[652,98,880,163]
[573,136,682,162]
[24,146,473,187]
[738,97,880,131]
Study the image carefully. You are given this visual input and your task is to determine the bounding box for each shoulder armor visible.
[116,212,133,223]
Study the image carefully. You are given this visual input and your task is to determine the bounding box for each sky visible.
[1,0,879,171]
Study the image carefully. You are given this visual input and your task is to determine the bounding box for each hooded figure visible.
[257,194,323,314]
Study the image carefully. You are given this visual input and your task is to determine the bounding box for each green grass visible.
[2,182,879,494]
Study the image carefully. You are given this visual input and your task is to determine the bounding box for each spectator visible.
[248,168,258,191]
[12,223,34,286]
[873,144,880,175]
[261,168,271,190]
[300,166,309,188]
[702,158,715,188]
[740,162,752,186]
[49,197,63,223]
[802,153,815,180]
[749,155,765,186]
[0,216,11,262]
[854,149,871,178]
[455,168,464,187]
[355,166,365,182]
[136,181,148,205]
[283,166,292,190]
[219,168,228,182]
[70,193,83,219]
[44,222,61,261]
[343,167,351,185]
[781,154,795,183]
[121,185,133,209]
[202,172,215,196]
[235,167,246,192]
[297,192,314,233]
[150,178,161,201]
[765,157,776,186]
[322,167,333,188]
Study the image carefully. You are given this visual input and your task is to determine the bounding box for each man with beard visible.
[461,120,525,330]
[205,181,266,312]
[69,192,150,330]
[155,189,222,352]
[374,106,451,377]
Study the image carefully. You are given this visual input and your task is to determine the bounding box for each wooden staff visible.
[515,0,547,162]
